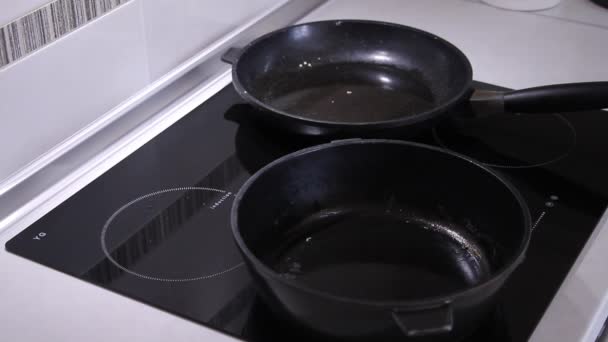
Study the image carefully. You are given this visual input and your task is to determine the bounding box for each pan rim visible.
[230,139,532,308]
[229,19,474,129]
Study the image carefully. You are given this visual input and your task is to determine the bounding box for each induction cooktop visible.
[6,82,608,341]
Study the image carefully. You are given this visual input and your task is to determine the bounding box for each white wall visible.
[0,0,51,25]
[0,0,281,182]
[0,1,149,182]
[141,0,277,79]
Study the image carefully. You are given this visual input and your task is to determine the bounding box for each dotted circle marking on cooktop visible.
[100,187,243,282]
[432,114,577,169]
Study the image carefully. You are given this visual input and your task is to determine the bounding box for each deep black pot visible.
[231,139,532,341]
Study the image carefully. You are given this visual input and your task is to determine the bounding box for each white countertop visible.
[303,0,608,89]
[1,0,608,341]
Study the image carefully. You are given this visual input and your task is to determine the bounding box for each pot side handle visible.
[221,47,242,65]
[391,303,453,337]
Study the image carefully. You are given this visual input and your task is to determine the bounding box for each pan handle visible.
[502,82,608,113]
[391,303,453,337]
[221,47,242,65]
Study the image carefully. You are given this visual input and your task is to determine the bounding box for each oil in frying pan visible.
[255,63,436,123]
[264,206,491,300]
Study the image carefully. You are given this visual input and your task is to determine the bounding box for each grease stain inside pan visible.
[263,204,491,301]
[253,63,436,123]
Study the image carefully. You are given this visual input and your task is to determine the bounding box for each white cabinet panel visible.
[0,0,149,181]
[141,0,281,79]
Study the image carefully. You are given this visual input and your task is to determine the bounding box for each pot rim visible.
[230,139,532,308]
[229,19,474,130]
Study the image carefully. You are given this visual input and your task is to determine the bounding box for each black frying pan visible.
[222,20,608,137]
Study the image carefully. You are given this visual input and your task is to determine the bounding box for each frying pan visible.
[231,139,531,341]
[222,20,608,137]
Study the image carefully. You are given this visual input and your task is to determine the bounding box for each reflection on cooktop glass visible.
[6,82,608,341]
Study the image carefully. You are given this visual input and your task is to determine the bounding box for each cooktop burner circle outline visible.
[100,186,243,282]
[432,113,577,169]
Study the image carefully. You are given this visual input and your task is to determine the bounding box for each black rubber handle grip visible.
[503,82,608,113]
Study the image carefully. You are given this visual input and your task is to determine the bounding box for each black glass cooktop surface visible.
[6,82,608,341]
